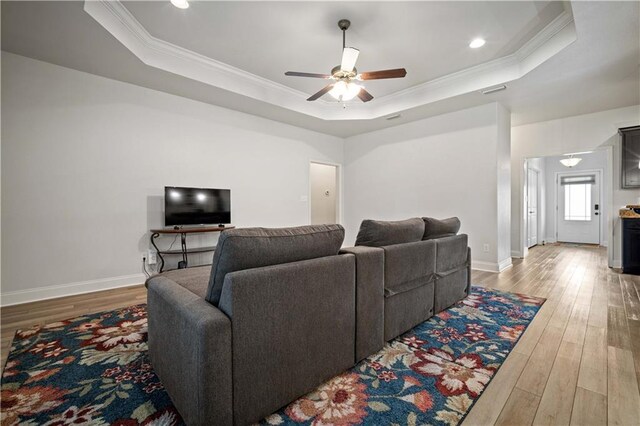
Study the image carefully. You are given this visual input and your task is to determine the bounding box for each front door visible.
[527,168,539,248]
[557,171,600,244]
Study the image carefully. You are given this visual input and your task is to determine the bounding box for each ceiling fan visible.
[285,19,407,103]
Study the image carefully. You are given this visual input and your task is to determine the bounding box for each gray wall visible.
[343,103,512,272]
[1,52,344,304]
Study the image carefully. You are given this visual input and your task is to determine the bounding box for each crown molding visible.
[84,1,576,121]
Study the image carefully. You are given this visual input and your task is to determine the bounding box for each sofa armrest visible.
[146,276,232,426]
[218,255,356,425]
[340,246,385,362]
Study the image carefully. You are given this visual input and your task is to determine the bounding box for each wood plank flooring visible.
[1,243,639,424]
[465,243,640,425]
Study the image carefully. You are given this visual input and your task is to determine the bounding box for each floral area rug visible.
[1,286,544,425]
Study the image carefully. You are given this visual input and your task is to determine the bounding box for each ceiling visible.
[122,1,564,98]
[2,1,639,137]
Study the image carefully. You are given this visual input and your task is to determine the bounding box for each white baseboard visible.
[472,258,513,273]
[511,250,523,259]
[498,257,513,272]
[612,259,622,269]
[1,273,147,307]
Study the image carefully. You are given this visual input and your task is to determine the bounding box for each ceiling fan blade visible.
[357,88,374,103]
[359,68,407,80]
[340,47,360,72]
[285,71,331,79]
[307,84,335,101]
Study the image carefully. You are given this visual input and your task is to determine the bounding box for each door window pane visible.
[564,184,591,221]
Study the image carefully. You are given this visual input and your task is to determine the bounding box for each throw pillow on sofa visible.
[355,218,424,247]
[422,217,461,240]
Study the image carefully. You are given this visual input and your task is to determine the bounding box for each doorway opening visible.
[309,162,340,225]
[556,170,602,244]
[527,168,540,248]
[521,150,609,258]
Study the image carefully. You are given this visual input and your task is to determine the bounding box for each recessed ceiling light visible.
[171,0,189,9]
[469,38,486,49]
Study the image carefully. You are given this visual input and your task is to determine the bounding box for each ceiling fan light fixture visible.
[329,81,361,101]
[170,0,189,9]
[560,155,582,168]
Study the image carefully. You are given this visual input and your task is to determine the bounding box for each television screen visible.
[164,187,231,226]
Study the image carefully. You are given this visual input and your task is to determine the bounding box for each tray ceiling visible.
[121,1,566,98]
[83,0,577,120]
[2,1,638,136]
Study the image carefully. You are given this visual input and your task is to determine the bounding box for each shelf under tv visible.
[150,226,234,272]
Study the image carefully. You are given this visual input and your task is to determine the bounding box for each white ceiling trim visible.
[84,0,576,121]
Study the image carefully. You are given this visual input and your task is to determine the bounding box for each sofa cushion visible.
[355,218,424,247]
[384,282,434,341]
[422,217,461,240]
[435,234,469,273]
[150,265,211,299]
[383,240,436,296]
[434,268,469,313]
[206,224,345,305]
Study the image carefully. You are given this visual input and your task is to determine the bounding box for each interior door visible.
[310,162,338,225]
[557,172,600,244]
[527,168,539,248]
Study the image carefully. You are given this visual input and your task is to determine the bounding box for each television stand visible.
[150,226,235,273]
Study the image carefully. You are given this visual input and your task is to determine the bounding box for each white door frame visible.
[520,159,542,258]
[526,167,541,248]
[308,160,343,225]
[554,168,603,245]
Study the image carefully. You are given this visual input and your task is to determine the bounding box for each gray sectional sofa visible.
[343,217,471,361]
[145,218,470,425]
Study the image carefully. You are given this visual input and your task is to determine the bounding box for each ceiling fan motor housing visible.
[338,19,351,31]
[331,65,357,79]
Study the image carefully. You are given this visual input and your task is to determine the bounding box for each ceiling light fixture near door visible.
[560,154,582,168]
[170,0,189,9]
[469,38,486,48]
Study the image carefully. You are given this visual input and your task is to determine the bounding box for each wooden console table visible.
[150,226,235,272]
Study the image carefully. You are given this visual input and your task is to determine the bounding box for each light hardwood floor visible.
[1,244,639,424]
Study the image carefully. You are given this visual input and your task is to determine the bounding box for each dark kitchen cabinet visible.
[622,218,640,275]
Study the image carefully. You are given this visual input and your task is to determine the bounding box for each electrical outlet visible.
[482,244,490,253]
[148,250,157,265]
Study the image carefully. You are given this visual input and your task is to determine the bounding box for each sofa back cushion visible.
[206,224,345,305]
[355,218,424,247]
[435,234,469,273]
[422,217,461,240]
[383,240,436,296]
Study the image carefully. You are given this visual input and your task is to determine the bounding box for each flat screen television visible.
[164,186,231,226]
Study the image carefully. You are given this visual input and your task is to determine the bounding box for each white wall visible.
[511,105,640,260]
[343,103,512,272]
[496,104,512,269]
[542,151,608,245]
[1,52,344,305]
